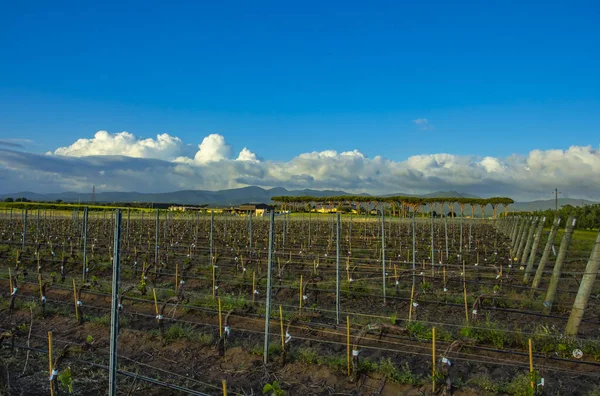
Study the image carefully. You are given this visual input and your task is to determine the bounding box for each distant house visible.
[313,204,358,214]
[168,206,200,212]
[236,203,273,216]
[168,206,229,213]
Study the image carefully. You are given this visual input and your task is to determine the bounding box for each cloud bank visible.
[1,130,600,201]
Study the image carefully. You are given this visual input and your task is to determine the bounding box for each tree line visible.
[515,203,600,230]
[271,195,514,218]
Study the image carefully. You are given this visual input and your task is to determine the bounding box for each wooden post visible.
[443,265,447,291]
[38,273,43,299]
[432,327,436,393]
[280,305,285,350]
[532,217,561,290]
[528,338,534,390]
[9,268,13,293]
[543,216,577,314]
[48,331,55,396]
[218,297,223,338]
[565,229,600,336]
[347,315,351,376]
[222,379,227,396]
[72,279,79,323]
[152,288,159,316]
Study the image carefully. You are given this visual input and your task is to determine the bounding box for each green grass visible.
[547,228,598,255]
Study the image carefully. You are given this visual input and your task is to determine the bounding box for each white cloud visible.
[236,147,259,162]
[193,134,233,163]
[51,131,193,161]
[3,131,600,201]
[413,118,433,131]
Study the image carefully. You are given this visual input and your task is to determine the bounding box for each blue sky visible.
[0,1,599,199]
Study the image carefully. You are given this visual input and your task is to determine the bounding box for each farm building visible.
[313,204,358,214]
[236,203,273,216]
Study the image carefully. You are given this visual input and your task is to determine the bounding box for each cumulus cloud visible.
[2,130,600,201]
[51,131,194,160]
[193,134,233,163]
[237,147,259,162]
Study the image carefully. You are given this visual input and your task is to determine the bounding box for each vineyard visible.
[1,203,600,396]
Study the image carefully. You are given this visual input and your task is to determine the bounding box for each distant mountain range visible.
[0,187,597,212]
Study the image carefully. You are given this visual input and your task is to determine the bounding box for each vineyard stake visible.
[346,315,351,376]
[409,281,415,321]
[222,379,227,396]
[412,213,416,293]
[279,305,284,350]
[249,211,253,249]
[565,229,600,336]
[155,209,159,269]
[218,298,222,338]
[109,209,122,396]
[543,216,576,314]
[381,205,386,305]
[22,208,27,252]
[431,211,434,277]
[444,213,449,263]
[48,331,54,396]
[528,338,534,390]
[212,264,216,299]
[459,213,463,257]
[175,263,178,292]
[520,217,539,267]
[72,279,79,323]
[336,212,341,324]
[463,260,469,324]
[153,288,159,316]
[263,210,275,364]
[432,327,436,393]
[524,216,546,283]
[82,207,88,282]
[252,271,256,303]
[531,217,561,290]
[515,217,531,260]
[299,275,303,311]
[210,211,214,263]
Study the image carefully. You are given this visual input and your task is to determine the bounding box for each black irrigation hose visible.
[9,284,600,368]
[10,274,600,328]
[4,343,213,396]
[6,275,600,335]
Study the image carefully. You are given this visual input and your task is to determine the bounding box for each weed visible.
[503,372,535,396]
[163,324,196,342]
[197,332,213,346]
[57,366,74,393]
[467,374,499,393]
[263,380,285,395]
[376,358,421,386]
[296,347,319,364]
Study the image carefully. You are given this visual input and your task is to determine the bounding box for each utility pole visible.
[553,188,561,212]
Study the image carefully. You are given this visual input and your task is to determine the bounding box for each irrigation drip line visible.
[9,284,600,373]
[2,257,595,311]
[21,332,234,395]
[7,276,600,341]
[4,343,216,396]
[22,289,600,349]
